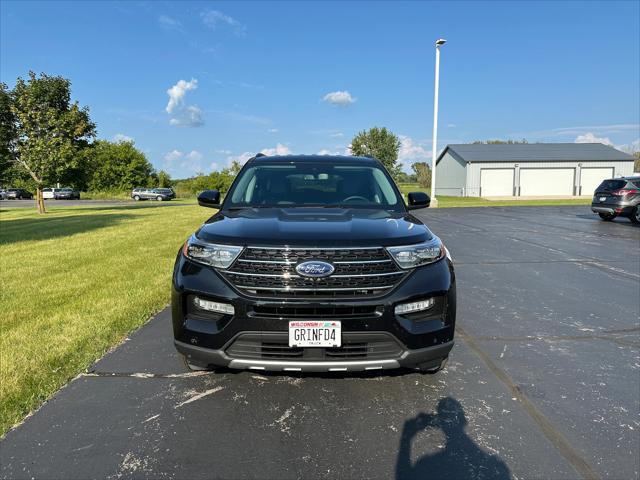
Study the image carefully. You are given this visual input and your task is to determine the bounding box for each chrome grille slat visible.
[223,246,406,298]
[236,285,396,291]
[225,270,404,278]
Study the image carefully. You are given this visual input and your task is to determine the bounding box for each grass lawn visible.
[0,203,212,435]
[396,183,591,207]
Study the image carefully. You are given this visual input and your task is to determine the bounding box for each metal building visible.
[434,143,636,197]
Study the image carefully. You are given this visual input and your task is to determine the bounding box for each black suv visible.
[172,155,455,373]
[591,176,640,224]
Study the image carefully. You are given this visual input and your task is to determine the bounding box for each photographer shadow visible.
[396,397,511,480]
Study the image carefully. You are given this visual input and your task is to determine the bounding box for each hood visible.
[195,207,432,247]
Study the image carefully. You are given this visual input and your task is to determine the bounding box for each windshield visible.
[225,163,403,210]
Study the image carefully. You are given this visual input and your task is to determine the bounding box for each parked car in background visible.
[6,188,33,200]
[155,188,176,199]
[54,188,80,200]
[0,189,7,200]
[591,176,640,224]
[132,188,174,201]
[42,188,61,199]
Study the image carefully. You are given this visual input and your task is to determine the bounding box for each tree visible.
[10,72,96,213]
[350,127,401,178]
[88,140,155,191]
[228,159,243,176]
[157,170,172,188]
[412,162,431,189]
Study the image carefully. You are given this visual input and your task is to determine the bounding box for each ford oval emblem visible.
[295,261,335,278]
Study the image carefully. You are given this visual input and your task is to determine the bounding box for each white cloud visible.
[398,135,431,172]
[260,143,291,156]
[164,149,205,175]
[267,128,279,133]
[227,152,255,165]
[447,123,457,128]
[330,132,344,138]
[186,150,203,162]
[164,149,183,162]
[113,133,134,143]
[317,149,338,155]
[166,79,203,127]
[201,10,246,36]
[615,139,640,154]
[166,79,197,114]
[158,15,182,31]
[322,90,356,106]
[169,105,204,127]
[574,132,613,145]
[227,144,292,166]
[510,124,640,140]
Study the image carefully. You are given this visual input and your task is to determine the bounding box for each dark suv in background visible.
[591,176,640,224]
[172,154,456,374]
[54,188,80,200]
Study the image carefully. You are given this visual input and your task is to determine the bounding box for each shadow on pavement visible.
[0,213,132,244]
[396,397,511,480]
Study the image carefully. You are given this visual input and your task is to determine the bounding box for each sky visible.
[1,0,639,178]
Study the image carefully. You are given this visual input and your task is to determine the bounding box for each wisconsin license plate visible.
[288,321,341,347]
[599,197,606,202]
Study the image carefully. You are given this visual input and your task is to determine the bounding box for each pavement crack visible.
[83,371,212,379]
[458,326,601,480]
[469,333,639,348]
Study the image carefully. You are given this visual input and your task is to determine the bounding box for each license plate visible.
[288,321,341,347]
[599,197,606,202]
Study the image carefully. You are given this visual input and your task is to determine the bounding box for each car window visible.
[631,180,640,188]
[228,162,402,210]
[596,179,626,191]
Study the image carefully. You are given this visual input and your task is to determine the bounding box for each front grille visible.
[222,247,406,298]
[250,305,381,319]
[225,334,403,361]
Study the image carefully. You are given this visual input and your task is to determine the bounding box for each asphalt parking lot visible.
[1,205,638,480]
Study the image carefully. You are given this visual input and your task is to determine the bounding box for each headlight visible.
[183,236,243,269]
[386,236,446,269]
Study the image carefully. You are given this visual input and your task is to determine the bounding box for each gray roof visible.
[437,143,635,164]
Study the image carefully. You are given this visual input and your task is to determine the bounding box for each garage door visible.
[580,167,614,196]
[480,169,514,197]
[520,168,574,196]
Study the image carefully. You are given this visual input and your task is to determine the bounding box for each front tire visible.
[133,195,140,201]
[630,206,640,224]
[598,212,616,221]
[156,196,163,202]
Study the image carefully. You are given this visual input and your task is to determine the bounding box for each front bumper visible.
[171,253,456,372]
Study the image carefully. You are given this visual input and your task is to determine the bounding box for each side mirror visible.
[407,191,431,210]
[198,190,221,208]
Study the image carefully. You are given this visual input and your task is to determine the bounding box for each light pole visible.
[429,38,446,207]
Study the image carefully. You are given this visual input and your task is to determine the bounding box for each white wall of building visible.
[463,160,633,197]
